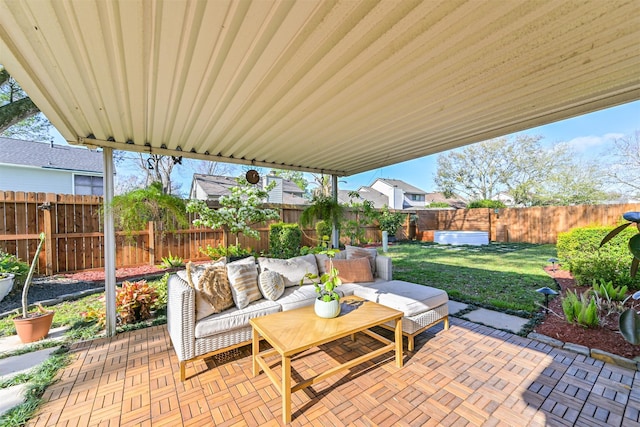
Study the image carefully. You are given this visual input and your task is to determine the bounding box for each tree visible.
[108,181,188,237]
[434,135,604,206]
[270,169,308,194]
[186,177,280,252]
[601,131,640,197]
[0,66,50,140]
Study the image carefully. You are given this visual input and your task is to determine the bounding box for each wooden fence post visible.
[148,221,155,266]
[43,193,55,276]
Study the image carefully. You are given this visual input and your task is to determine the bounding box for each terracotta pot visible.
[13,311,54,343]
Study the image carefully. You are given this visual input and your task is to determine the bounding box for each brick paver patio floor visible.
[28,318,639,426]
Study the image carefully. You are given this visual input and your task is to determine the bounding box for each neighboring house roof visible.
[0,137,103,173]
[190,173,308,204]
[424,192,467,209]
[374,178,427,195]
[338,187,389,209]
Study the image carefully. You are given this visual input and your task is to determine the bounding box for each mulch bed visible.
[534,266,640,360]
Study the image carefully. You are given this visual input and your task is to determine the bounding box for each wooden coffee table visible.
[250,296,403,423]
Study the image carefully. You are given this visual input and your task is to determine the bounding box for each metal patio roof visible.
[0,0,638,177]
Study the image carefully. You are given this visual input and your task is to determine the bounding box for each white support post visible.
[331,175,339,249]
[103,147,117,337]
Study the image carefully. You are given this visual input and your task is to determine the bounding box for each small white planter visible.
[314,298,341,318]
[0,273,15,302]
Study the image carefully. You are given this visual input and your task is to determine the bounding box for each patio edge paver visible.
[528,332,640,371]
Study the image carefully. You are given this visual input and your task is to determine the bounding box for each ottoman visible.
[353,280,449,351]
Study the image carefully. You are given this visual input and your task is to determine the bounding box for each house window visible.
[409,194,425,202]
[74,175,103,196]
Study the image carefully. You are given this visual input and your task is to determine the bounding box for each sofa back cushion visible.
[315,250,346,276]
[257,254,318,287]
[330,257,374,283]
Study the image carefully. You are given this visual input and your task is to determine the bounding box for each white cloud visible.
[566,133,624,153]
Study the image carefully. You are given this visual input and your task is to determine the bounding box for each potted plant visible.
[12,232,54,343]
[0,250,29,302]
[300,194,344,246]
[301,249,342,318]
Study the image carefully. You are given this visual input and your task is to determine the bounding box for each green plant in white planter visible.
[301,249,342,318]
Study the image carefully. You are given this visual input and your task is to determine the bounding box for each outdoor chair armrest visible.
[167,273,196,362]
[376,255,393,281]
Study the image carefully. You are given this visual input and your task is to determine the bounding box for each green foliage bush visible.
[315,220,332,244]
[557,226,639,289]
[0,251,29,285]
[269,222,302,258]
[426,202,450,208]
[592,279,627,302]
[467,200,506,209]
[200,244,252,260]
[561,290,599,328]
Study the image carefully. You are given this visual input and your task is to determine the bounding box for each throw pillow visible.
[258,270,285,301]
[345,245,377,276]
[226,261,261,309]
[257,254,318,287]
[197,264,234,314]
[328,257,374,283]
[183,262,217,320]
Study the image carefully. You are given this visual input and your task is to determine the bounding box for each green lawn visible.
[384,242,558,314]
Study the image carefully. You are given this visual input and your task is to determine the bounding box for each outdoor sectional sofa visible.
[167,247,449,381]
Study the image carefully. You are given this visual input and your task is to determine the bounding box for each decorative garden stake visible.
[536,286,558,312]
[600,211,640,345]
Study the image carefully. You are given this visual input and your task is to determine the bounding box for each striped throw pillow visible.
[227,262,261,309]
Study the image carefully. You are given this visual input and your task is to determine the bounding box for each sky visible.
[338,100,640,192]
[49,99,639,194]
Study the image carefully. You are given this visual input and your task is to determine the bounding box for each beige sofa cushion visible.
[276,285,319,311]
[353,280,448,317]
[315,251,346,275]
[194,298,281,338]
[257,254,318,287]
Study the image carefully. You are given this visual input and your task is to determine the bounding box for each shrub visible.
[427,202,450,208]
[561,290,599,328]
[0,251,29,286]
[315,220,332,245]
[592,279,627,302]
[269,222,302,259]
[160,252,184,268]
[557,226,639,289]
[467,200,506,209]
[115,280,158,325]
[200,243,252,260]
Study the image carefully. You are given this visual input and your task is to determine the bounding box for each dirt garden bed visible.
[534,266,639,360]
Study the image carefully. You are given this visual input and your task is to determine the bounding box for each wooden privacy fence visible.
[3,190,638,275]
[0,191,380,275]
[413,203,640,244]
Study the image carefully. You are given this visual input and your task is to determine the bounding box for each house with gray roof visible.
[338,186,389,209]
[189,173,308,205]
[0,137,103,195]
[343,178,466,209]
